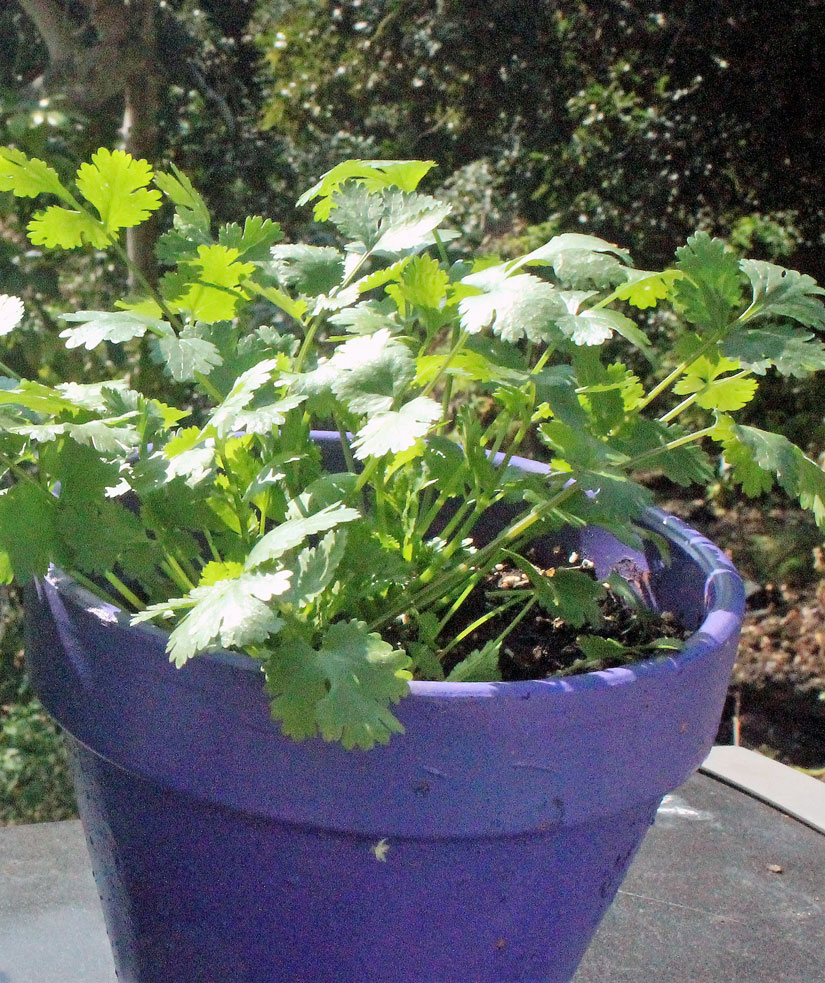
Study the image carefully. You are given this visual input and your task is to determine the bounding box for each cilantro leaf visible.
[330,328,415,413]
[672,353,758,411]
[218,216,282,261]
[246,503,361,569]
[0,483,59,582]
[740,260,825,329]
[153,164,211,231]
[75,148,162,233]
[59,310,167,349]
[722,323,825,377]
[207,359,283,436]
[0,147,69,200]
[298,159,436,220]
[711,414,774,497]
[265,620,412,749]
[329,301,402,335]
[735,425,825,526]
[154,332,223,382]
[518,232,631,269]
[458,265,566,342]
[614,269,681,309]
[352,397,441,459]
[385,253,449,309]
[165,245,254,322]
[28,206,110,250]
[674,232,744,330]
[270,244,344,295]
[0,295,24,336]
[506,552,604,628]
[445,640,502,682]
[557,308,646,348]
[153,571,292,667]
[283,529,348,606]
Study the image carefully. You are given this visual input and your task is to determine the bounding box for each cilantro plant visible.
[1,148,825,749]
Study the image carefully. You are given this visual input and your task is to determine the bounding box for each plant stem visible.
[636,329,725,412]
[439,594,524,656]
[104,571,145,611]
[195,371,224,404]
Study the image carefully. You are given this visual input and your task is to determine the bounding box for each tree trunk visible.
[122,0,160,286]
[16,0,163,285]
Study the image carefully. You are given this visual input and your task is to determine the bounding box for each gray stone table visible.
[1,747,824,983]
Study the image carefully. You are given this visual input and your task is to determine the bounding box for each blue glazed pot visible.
[25,439,744,983]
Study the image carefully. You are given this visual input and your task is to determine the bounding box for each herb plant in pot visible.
[2,149,825,983]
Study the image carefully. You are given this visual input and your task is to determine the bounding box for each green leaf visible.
[557,307,646,348]
[154,333,223,382]
[739,260,825,329]
[59,310,167,350]
[329,301,402,335]
[246,503,361,569]
[0,295,24,336]
[614,269,682,309]
[539,419,629,472]
[28,206,110,249]
[75,148,162,233]
[0,147,68,200]
[207,358,281,436]
[352,397,441,460]
[298,159,436,220]
[445,640,502,682]
[244,280,309,324]
[386,253,449,309]
[673,353,758,411]
[283,529,348,606]
[0,483,58,582]
[416,349,508,389]
[576,635,628,663]
[518,233,631,270]
[166,245,255,322]
[372,195,452,254]
[265,620,412,749]
[218,216,283,261]
[617,419,714,486]
[0,379,80,416]
[458,265,566,342]
[506,553,604,628]
[153,164,211,230]
[157,571,292,666]
[711,415,775,498]
[330,328,416,414]
[270,244,344,295]
[722,324,825,377]
[356,259,411,295]
[715,422,825,526]
[674,232,744,330]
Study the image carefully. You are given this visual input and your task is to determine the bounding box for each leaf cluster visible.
[2,148,825,749]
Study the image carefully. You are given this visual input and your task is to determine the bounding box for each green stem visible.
[490,595,538,649]
[420,329,469,399]
[439,594,524,656]
[624,424,717,469]
[658,370,751,424]
[432,230,450,267]
[161,557,194,595]
[636,330,725,412]
[195,371,224,404]
[104,571,145,611]
[66,569,123,609]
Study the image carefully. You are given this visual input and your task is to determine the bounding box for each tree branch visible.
[16,0,78,66]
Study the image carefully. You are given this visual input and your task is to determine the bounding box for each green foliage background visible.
[1,0,823,821]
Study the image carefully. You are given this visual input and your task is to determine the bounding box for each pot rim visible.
[44,501,744,704]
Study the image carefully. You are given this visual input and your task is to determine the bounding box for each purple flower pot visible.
[24,440,744,983]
